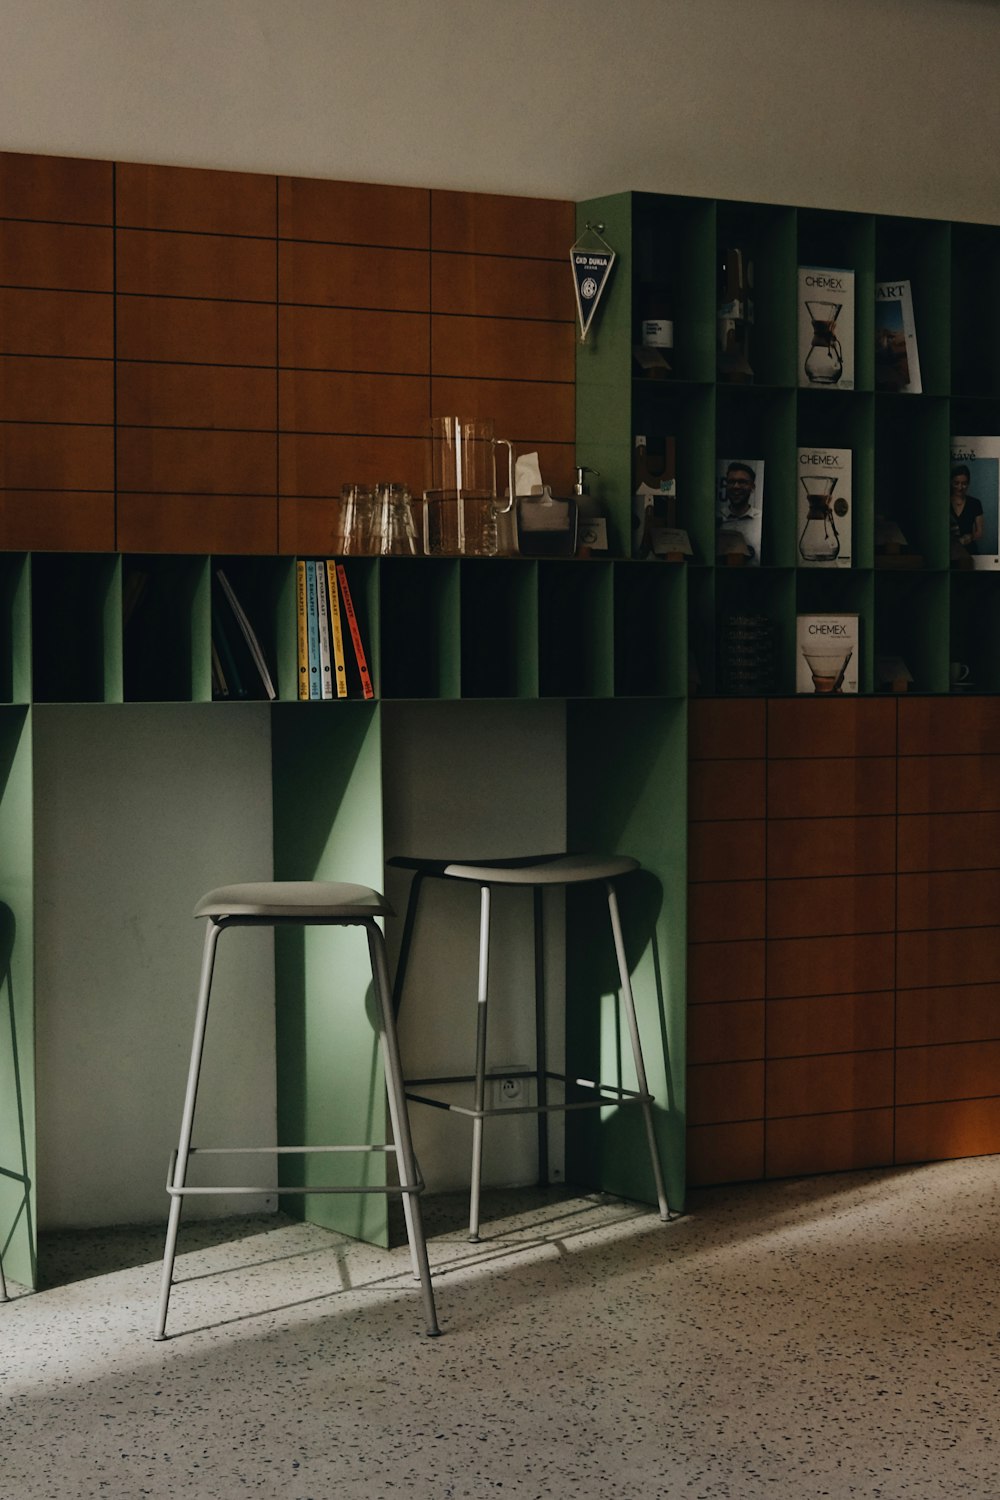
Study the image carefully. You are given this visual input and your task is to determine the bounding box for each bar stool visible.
[154,880,439,1339]
[390,853,671,1241]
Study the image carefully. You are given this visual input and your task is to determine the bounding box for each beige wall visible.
[0,0,997,222]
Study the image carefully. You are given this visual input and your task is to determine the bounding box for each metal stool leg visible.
[0,1252,7,1301]
[154,917,223,1340]
[469,884,491,1242]
[391,869,427,1018]
[533,886,549,1187]
[606,880,671,1221]
[367,922,440,1337]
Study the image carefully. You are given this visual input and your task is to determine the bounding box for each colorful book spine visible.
[305,559,321,701]
[315,560,333,700]
[326,559,348,698]
[296,559,309,701]
[336,563,374,700]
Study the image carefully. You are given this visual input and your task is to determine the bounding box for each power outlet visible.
[490,1064,528,1108]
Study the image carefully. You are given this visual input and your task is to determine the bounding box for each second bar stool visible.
[390,853,671,1241]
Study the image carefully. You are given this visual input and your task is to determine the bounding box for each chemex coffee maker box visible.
[796,613,859,694]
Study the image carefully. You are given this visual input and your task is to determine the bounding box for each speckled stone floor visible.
[3,1160,1000,1498]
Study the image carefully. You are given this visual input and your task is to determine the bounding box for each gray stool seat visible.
[195,881,391,921]
[155,877,439,1340]
[390,851,671,1241]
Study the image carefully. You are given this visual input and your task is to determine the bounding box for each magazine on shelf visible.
[796,613,859,695]
[875,280,922,393]
[949,438,1000,569]
[798,267,855,390]
[216,569,277,700]
[632,434,687,558]
[716,458,764,565]
[797,447,852,568]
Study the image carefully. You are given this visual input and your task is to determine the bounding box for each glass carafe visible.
[804,300,844,385]
[424,417,516,557]
[799,476,841,562]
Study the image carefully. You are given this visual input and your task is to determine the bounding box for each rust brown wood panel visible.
[688,758,766,822]
[118,295,276,366]
[0,357,113,424]
[687,939,765,1005]
[688,698,766,760]
[432,251,574,321]
[279,434,427,497]
[278,241,429,311]
[277,497,347,556]
[896,984,1000,1047]
[0,492,114,551]
[767,756,896,819]
[279,370,428,436]
[767,873,895,939]
[116,162,276,237]
[429,377,574,445]
[278,177,429,248]
[0,289,113,358]
[895,1097,1000,1163]
[117,494,277,554]
[766,991,894,1058]
[898,696,1000,756]
[116,228,276,302]
[687,1121,764,1185]
[0,221,113,291]
[431,190,574,259]
[898,810,1000,872]
[766,697,896,758]
[687,1060,765,1125]
[897,868,1000,932]
[688,880,764,944]
[896,1038,1000,1107]
[766,1108,893,1178]
[897,754,1000,814]
[897,926,1000,990]
[766,815,895,879]
[432,314,575,382]
[117,429,276,495]
[766,932,895,998]
[766,1049,894,1118]
[0,424,113,490]
[688,820,766,883]
[687,999,765,1065]
[0,151,113,224]
[117,363,275,431]
[279,305,428,374]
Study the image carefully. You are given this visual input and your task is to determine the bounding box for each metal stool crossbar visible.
[155,881,439,1339]
[391,854,671,1241]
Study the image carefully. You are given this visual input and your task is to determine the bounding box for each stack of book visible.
[296,559,374,701]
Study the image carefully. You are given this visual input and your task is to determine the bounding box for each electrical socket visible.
[490,1064,528,1107]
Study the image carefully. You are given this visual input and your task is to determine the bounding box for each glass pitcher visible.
[423,417,516,557]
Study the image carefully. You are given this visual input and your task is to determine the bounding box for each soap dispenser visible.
[516,478,579,558]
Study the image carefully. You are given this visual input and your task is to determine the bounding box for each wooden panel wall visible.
[688,695,1000,1186]
[0,153,576,554]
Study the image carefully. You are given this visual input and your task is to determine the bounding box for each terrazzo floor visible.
[3,1159,1000,1498]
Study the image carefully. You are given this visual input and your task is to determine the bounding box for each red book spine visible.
[335,563,374,700]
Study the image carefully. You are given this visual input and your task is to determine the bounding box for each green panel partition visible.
[271,702,388,1244]
[564,698,687,1212]
[0,709,34,1289]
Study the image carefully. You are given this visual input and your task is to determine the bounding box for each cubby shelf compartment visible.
[459,559,538,700]
[30,554,121,705]
[613,561,686,699]
[377,557,457,701]
[537,559,613,699]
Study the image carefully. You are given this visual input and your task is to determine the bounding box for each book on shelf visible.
[875,279,921,393]
[211,598,248,699]
[797,447,852,568]
[314,562,333,700]
[325,560,348,698]
[305,560,321,701]
[295,559,309,700]
[950,438,1000,569]
[796,613,859,695]
[336,562,375,700]
[716,458,764,566]
[216,569,277,700]
[798,267,855,390]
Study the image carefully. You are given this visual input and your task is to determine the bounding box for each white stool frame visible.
[155,899,439,1339]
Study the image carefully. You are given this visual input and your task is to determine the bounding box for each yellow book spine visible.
[296,559,309,701]
[325,560,348,698]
